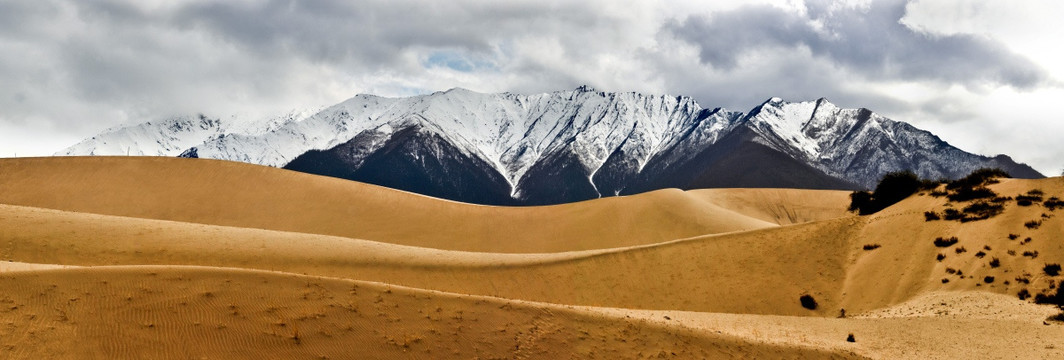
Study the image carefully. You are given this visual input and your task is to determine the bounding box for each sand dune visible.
[0,265,860,359]
[1,157,1062,359]
[0,157,849,253]
[3,178,1060,316]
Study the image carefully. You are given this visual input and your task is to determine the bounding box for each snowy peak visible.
[60,88,1043,205]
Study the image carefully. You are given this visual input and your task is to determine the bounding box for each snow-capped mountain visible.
[58,86,1043,205]
[57,109,319,158]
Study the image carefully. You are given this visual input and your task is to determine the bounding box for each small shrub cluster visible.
[942,208,964,221]
[1034,281,1063,306]
[862,244,881,251]
[945,168,1010,190]
[1018,289,1031,300]
[936,253,946,261]
[984,276,995,284]
[1023,251,1039,259]
[799,294,818,310]
[1025,220,1042,229]
[1045,264,1062,277]
[1045,197,1064,211]
[1008,234,1019,240]
[955,246,967,254]
[933,237,959,247]
[958,201,1004,222]
[849,171,928,215]
[989,258,1000,268]
[947,187,998,202]
[924,211,941,221]
[975,251,986,258]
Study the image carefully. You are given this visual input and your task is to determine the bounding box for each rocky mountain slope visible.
[58,87,1043,205]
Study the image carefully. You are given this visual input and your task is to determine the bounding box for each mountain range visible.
[58,86,1043,205]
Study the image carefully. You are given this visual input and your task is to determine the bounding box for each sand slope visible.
[0,265,861,360]
[1,157,1062,359]
[0,157,851,253]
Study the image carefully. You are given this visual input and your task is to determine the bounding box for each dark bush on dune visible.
[1034,281,1064,306]
[799,294,818,310]
[947,187,998,202]
[933,237,959,247]
[1045,197,1064,211]
[849,171,923,215]
[946,168,1011,190]
[1045,264,1062,277]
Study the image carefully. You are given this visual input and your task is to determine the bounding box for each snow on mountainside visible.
[184,86,712,188]
[57,109,319,157]
[58,87,1043,205]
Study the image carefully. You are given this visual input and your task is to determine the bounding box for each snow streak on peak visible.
[59,88,1042,197]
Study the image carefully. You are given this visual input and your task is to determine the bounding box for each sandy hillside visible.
[0,265,860,359]
[0,157,849,253]
[1,157,1062,359]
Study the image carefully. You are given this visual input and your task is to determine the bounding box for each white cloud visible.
[0,0,1060,175]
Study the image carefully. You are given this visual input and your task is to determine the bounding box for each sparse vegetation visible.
[945,168,1010,190]
[1034,281,1063,306]
[959,201,1004,222]
[1045,264,1062,277]
[924,211,941,221]
[862,244,881,251]
[849,171,926,215]
[1016,190,1044,206]
[800,294,818,310]
[1025,220,1042,229]
[1045,197,1063,211]
[933,237,959,247]
[942,208,964,221]
[947,187,998,202]
[1018,289,1031,300]
[1023,251,1039,259]
[936,253,946,261]
[846,333,856,342]
[1008,234,1019,240]
[989,258,1000,268]
[984,276,995,284]
[975,251,986,258]
[955,246,967,254]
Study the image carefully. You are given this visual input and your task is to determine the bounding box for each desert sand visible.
[1,156,1061,359]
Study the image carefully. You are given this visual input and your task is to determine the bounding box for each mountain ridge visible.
[57,86,1043,205]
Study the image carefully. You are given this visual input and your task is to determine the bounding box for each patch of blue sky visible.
[424,50,497,72]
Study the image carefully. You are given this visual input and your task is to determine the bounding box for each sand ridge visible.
[1,157,1063,359]
[0,157,850,253]
[0,265,864,359]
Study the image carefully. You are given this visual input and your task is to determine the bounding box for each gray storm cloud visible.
[665,0,1048,89]
[0,0,1059,173]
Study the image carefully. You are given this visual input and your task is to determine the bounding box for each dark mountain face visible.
[625,125,859,193]
[284,124,516,205]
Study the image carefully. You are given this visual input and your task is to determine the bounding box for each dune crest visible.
[2,157,1062,359]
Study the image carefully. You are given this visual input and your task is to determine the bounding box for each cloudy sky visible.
[1,0,1062,175]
